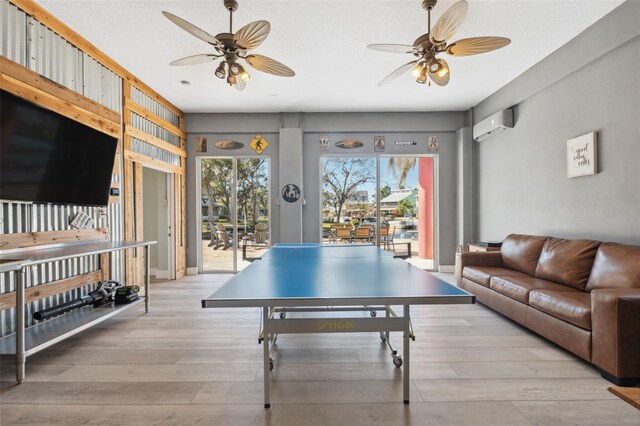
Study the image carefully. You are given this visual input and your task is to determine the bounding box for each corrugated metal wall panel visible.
[1,1,126,337]
[130,137,181,167]
[131,112,180,147]
[130,85,180,128]
[1,1,28,66]
[0,202,126,336]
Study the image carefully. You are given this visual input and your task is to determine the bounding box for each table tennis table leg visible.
[403,304,410,404]
[262,306,271,409]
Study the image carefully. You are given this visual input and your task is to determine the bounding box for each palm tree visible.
[387,158,417,188]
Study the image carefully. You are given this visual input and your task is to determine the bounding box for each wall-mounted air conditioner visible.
[473,109,514,142]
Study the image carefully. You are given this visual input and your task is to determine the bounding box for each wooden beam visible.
[125,125,187,158]
[0,229,108,251]
[124,150,183,175]
[0,57,120,123]
[134,163,145,288]
[123,159,135,284]
[125,98,186,139]
[0,73,120,138]
[9,0,183,119]
[0,271,103,311]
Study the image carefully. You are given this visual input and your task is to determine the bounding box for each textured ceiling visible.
[35,0,623,113]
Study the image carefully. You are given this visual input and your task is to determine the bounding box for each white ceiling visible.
[35,0,623,113]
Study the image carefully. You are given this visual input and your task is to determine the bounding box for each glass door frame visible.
[196,155,272,274]
[318,153,439,271]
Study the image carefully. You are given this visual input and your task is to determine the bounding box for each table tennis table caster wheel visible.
[379,332,387,342]
[392,355,403,368]
[370,310,377,317]
[279,312,286,319]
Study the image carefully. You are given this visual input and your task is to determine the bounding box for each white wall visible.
[143,168,169,275]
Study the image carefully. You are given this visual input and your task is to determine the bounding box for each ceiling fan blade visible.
[162,12,221,48]
[235,20,271,50]
[377,60,418,87]
[245,54,295,77]
[367,44,414,54]
[169,54,217,66]
[428,58,450,86]
[429,0,468,45]
[446,36,511,56]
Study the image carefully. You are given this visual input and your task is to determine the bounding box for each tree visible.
[387,158,416,188]
[322,158,375,223]
[201,159,232,224]
[397,198,415,217]
[380,185,391,200]
[237,159,268,228]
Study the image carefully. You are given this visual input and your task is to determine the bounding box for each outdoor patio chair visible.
[253,223,269,245]
[353,227,372,243]
[381,225,396,251]
[334,227,352,243]
[214,223,232,250]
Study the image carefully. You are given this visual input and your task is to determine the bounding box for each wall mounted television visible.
[0,90,118,207]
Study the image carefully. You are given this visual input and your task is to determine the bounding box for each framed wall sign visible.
[319,135,329,152]
[196,136,207,153]
[567,132,597,178]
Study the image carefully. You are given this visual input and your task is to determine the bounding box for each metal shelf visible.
[0,298,144,357]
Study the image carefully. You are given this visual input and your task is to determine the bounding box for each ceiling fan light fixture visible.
[411,62,425,78]
[428,57,441,73]
[228,74,237,86]
[436,63,449,78]
[215,62,227,79]
[229,62,242,76]
[239,70,251,82]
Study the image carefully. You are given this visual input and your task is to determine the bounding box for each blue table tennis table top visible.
[202,244,474,308]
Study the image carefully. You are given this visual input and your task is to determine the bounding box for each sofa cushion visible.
[490,275,578,304]
[586,243,640,291]
[535,238,601,290]
[529,290,592,330]
[501,234,548,276]
[463,266,529,287]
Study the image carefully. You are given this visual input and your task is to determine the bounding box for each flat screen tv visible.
[1,90,118,206]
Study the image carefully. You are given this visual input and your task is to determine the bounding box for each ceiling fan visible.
[163,0,295,90]
[368,0,510,87]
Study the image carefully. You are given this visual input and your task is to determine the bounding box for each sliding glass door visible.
[320,155,436,269]
[199,157,270,273]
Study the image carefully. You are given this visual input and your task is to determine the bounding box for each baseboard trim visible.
[186,267,198,275]
[439,265,455,273]
[155,270,169,279]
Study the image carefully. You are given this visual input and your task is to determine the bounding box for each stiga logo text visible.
[319,321,355,331]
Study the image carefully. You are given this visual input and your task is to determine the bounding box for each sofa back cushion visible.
[586,243,640,291]
[534,238,601,290]
[500,234,548,276]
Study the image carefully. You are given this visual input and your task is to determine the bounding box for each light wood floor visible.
[1,274,638,425]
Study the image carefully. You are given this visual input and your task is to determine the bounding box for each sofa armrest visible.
[591,288,640,379]
[456,252,503,285]
[459,251,503,268]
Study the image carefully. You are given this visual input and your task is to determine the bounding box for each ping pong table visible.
[202,244,474,407]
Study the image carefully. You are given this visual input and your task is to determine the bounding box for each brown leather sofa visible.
[458,234,640,385]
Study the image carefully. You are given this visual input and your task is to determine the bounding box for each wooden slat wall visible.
[0,271,103,311]
[122,82,187,282]
[7,0,187,284]
[0,228,109,251]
